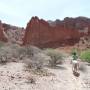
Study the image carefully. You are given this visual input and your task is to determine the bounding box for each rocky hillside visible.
[0,21,8,42]
[23,16,90,48]
[0,16,90,48]
[75,36,90,50]
[0,21,25,44]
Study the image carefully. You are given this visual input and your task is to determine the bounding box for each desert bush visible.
[80,50,90,63]
[18,45,42,59]
[0,52,8,63]
[44,48,64,67]
[1,45,41,61]
[26,45,42,54]
[0,44,21,63]
[0,41,5,48]
[24,51,52,76]
[32,53,51,69]
[0,47,11,63]
[24,52,51,70]
[0,44,50,65]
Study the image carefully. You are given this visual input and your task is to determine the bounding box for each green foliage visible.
[0,41,5,48]
[44,48,64,67]
[80,50,90,63]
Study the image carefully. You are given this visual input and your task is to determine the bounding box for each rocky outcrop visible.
[23,16,90,48]
[2,23,25,44]
[74,36,90,50]
[0,21,8,42]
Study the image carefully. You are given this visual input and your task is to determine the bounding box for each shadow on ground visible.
[48,65,67,70]
[86,63,90,66]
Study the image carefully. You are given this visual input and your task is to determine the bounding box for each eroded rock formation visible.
[0,21,8,42]
[2,23,25,44]
[23,16,90,48]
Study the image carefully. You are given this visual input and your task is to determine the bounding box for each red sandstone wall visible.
[23,16,90,48]
[0,21,8,42]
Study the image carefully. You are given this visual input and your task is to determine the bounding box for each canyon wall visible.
[0,21,8,42]
[23,16,90,48]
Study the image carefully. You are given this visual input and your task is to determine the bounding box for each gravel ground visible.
[0,60,90,90]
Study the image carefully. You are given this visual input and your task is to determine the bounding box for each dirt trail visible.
[0,59,89,90]
[46,60,83,90]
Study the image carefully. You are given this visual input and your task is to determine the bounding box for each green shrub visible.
[44,49,64,67]
[80,50,90,63]
[0,41,5,48]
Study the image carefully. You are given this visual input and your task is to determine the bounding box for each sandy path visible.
[0,60,89,90]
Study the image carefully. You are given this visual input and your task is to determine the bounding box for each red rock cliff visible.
[23,16,90,48]
[0,21,8,42]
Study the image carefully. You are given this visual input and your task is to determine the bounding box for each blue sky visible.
[0,0,90,27]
